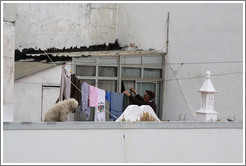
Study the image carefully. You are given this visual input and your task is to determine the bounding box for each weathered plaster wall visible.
[3,22,15,104]
[3,3,17,121]
[14,3,117,50]
[118,3,243,121]
[14,63,71,122]
[118,4,167,50]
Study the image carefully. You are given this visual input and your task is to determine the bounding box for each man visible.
[123,87,157,114]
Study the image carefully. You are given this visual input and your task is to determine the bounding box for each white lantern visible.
[196,71,219,121]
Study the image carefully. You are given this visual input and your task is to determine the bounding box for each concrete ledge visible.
[3,121,243,130]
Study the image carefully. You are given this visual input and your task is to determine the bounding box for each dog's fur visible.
[44,98,78,122]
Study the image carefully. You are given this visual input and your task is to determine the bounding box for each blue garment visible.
[105,91,111,103]
[81,82,90,120]
[110,92,124,121]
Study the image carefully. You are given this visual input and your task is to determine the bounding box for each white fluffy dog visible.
[44,98,78,122]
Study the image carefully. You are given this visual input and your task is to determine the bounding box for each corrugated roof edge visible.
[25,50,166,58]
[15,40,122,61]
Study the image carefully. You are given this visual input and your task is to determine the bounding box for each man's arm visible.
[135,94,144,102]
[124,90,143,106]
[129,86,144,101]
[128,95,143,106]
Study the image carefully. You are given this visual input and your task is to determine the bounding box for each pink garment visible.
[89,86,98,107]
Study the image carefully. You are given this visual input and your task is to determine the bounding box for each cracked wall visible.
[12,3,117,51]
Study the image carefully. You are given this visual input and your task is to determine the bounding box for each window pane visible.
[137,82,156,97]
[142,55,163,65]
[121,57,141,65]
[122,67,141,78]
[98,80,117,92]
[98,58,117,64]
[98,66,117,77]
[144,68,162,78]
[76,66,96,76]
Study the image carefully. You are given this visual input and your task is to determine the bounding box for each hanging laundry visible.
[70,74,81,105]
[81,82,90,120]
[110,92,124,121]
[105,91,111,121]
[89,86,98,107]
[95,88,106,121]
[57,66,72,121]
[105,91,111,103]
[123,95,130,111]
[59,66,71,101]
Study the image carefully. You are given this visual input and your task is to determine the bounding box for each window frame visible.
[74,57,119,91]
[72,53,165,120]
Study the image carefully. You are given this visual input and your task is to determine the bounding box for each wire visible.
[164,56,197,120]
[165,63,183,81]
[164,57,243,120]
[164,61,242,65]
[165,71,243,81]
[44,50,120,120]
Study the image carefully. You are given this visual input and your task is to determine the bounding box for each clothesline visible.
[45,50,121,121]
[79,79,125,121]
[22,28,128,162]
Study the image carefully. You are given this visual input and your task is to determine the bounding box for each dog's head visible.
[68,98,78,113]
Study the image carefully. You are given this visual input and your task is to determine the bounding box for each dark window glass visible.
[98,66,117,77]
[122,67,141,78]
[76,66,96,76]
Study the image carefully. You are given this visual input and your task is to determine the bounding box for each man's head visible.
[143,90,155,102]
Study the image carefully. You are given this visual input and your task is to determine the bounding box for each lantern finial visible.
[206,71,211,79]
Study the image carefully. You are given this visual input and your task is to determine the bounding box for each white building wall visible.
[14,3,118,50]
[3,9,16,121]
[14,63,71,122]
[3,3,243,122]
[117,3,243,121]
[3,126,243,163]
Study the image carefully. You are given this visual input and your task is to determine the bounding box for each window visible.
[122,67,141,78]
[73,54,164,121]
[98,66,117,77]
[144,68,162,78]
[76,66,96,76]
[98,80,117,92]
